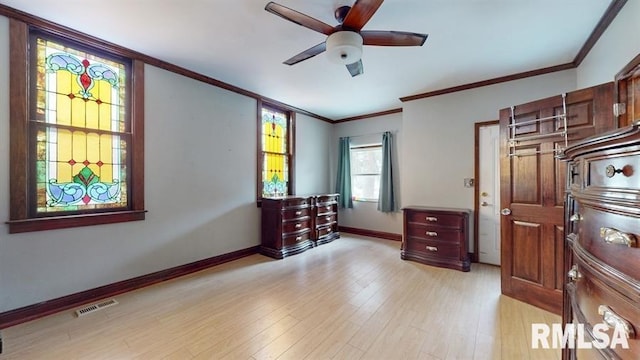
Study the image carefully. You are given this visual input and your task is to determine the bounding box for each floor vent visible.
[75,298,119,317]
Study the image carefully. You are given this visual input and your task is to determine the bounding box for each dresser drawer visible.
[282,230,311,247]
[316,214,336,227]
[404,237,461,259]
[405,211,464,228]
[316,204,336,216]
[577,205,640,281]
[282,207,311,220]
[317,226,336,239]
[282,219,311,234]
[406,225,463,243]
[282,197,310,208]
[567,283,620,360]
[315,194,339,205]
[586,151,640,191]
[573,258,640,358]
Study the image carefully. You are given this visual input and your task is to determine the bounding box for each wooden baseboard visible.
[338,226,402,241]
[0,246,260,329]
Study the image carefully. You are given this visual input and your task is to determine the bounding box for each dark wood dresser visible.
[313,194,340,245]
[562,122,640,359]
[260,194,340,259]
[402,206,471,272]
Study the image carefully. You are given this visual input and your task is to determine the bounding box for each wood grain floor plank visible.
[0,235,561,359]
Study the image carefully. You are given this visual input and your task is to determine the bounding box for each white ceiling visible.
[1,0,613,120]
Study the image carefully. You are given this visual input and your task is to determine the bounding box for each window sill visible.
[6,210,147,234]
[353,199,379,203]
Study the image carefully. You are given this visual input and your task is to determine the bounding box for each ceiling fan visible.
[265,0,428,77]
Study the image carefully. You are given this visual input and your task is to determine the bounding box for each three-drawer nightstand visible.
[402,206,471,272]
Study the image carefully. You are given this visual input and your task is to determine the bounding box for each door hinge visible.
[613,103,626,117]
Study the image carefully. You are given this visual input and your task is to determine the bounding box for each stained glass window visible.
[33,36,129,214]
[260,106,290,197]
[9,21,145,233]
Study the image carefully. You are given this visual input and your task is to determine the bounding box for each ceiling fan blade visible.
[361,31,428,46]
[346,60,364,77]
[342,0,384,31]
[265,2,335,35]
[283,42,327,65]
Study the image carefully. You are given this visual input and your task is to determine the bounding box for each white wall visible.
[401,70,577,250]
[295,114,332,195]
[0,16,331,312]
[332,113,404,235]
[577,0,640,89]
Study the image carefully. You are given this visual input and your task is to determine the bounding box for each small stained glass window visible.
[33,36,129,214]
[260,106,290,197]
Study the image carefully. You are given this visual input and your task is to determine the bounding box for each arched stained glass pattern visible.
[34,36,128,213]
[261,107,289,197]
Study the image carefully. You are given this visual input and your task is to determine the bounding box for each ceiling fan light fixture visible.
[326,31,363,65]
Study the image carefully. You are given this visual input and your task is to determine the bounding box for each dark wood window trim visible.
[7,19,145,234]
[256,99,295,206]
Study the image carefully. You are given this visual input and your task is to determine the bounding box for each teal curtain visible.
[335,137,353,208]
[378,131,396,212]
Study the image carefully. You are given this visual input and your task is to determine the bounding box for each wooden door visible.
[499,83,615,315]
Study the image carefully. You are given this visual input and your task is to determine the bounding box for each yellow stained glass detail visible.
[71,98,86,127]
[85,101,99,129]
[56,129,72,182]
[56,70,72,96]
[262,122,286,153]
[86,132,100,164]
[264,153,286,178]
[56,93,71,126]
[72,131,87,166]
[100,134,113,182]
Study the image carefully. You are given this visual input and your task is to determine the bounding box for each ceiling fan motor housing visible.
[326,31,363,64]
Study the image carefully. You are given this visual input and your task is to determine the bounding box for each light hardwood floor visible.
[1,235,561,359]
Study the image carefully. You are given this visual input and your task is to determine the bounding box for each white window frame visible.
[350,144,382,202]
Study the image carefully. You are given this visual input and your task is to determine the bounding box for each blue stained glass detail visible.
[46,166,121,206]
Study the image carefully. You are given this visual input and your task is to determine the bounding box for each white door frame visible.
[473,120,500,265]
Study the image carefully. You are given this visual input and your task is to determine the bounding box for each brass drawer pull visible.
[326,216,331,221]
[600,227,636,247]
[326,206,331,211]
[295,211,302,216]
[295,236,302,242]
[327,229,332,233]
[425,216,438,222]
[295,223,302,228]
[569,214,582,222]
[598,305,635,339]
[567,265,581,281]
[425,231,438,237]
[605,164,632,178]
[426,246,438,252]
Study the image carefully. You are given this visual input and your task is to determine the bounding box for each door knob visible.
[501,208,511,216]
[481,201,489,207]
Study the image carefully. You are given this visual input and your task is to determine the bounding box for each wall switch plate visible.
[464,178,474,188]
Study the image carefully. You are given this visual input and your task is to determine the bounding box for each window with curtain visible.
[350,145,382,201]
[258,103,294,199]
[8,22,145,233]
